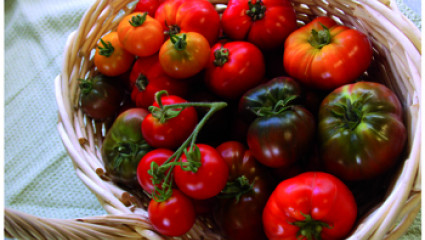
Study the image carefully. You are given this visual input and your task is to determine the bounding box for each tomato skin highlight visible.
[174,144,229,200]
[262,172,357,240]
[318,81,406,181]
[283,16,373,90]
[159,32,210,79]
[117,12,164,57]
[141,95,198,149]
[204,41,266,100]
[94,32,135,77]
[148,189,196,236]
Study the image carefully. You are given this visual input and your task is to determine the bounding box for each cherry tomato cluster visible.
[79,0,408,239]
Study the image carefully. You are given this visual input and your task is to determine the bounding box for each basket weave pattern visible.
[5,0,421,239]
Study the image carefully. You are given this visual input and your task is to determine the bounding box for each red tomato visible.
[134,0,162,17]
[204,41,266,99]
[174,144,229,199]
[155,0,220,45]
[284,16,373,90]
[94,32,135,77]
[141,95,198,149]
[148,189,196,236]
[263,172,357,240]
[136,148,174,194]
[117,12,164,57]
[129,54,188,108]
[159,32,210,79]
[221,0,297,50]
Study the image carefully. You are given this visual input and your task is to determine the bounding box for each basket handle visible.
[4,207,165,240]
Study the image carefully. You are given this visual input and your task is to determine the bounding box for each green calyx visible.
[170,33,187,51]
[250,95,299,117]
[79,79,93,95]
[129,12,148,27]
[291,213,332,240]
[98,38,114,57]
[213,47,230,67]
[308,23,331,49]
[113,141,151,170]
[246,0,266,21]
[332,98,363,131]
[219,175,254,203]
[135,74,149,92]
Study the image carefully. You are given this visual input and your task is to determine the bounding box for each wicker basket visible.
[5,0,421,239]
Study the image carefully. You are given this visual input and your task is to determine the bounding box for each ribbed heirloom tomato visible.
[221,0,297,50]
[204,41,266,100]
[155,0,220,46]
[129,54,188,108]
[318,81,406,181]
[284,16,373,90]
[117,12,164,57]
[263,172,357,240]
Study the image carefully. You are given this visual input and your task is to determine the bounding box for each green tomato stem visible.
[218,175,254,203]
[169,33,187,51]
[213,47,230,67]
[148,91,227,202]
[98,38,114,57]
[291,212,332,240]
[129,12,148,27]
[79,78,93,95]
[246,0,266,21]
[308,23,331,49]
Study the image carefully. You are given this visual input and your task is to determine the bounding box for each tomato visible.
[239,78,315,168]
[79,74,125,120]
[221,0,297,50]
[155,0,220,45]
[93,31,135,77]
[159,32,210,79]
[239,77,303,123]
[263,172,357,240]
[136,148,174,194]
[173,144,229,199]
[101,108,152,184]
[318,81,406,181]
[141,95,198,149]
[134,0,162,17]
[117,12,164,57]
[214,141,272,240]
[284,16,373,90]
[129,54,188,108]
[204,41,266,100]
[148,189,196,236]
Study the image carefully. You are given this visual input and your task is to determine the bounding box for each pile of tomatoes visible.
[78,0,408,239]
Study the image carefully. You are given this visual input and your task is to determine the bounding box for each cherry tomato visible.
[214,141,272,240]
[93,31,135,77]
[141,95,198,149]
[134,0,162,17]
[263,172,357,240]
[117,12,164,57]
[204,41,266,100]
[137,148,174,194]
[221,0,297,50]
[159,32,210,79]
[284,16,373,90]
[173,144,229,199]
[129,54,188,108]
[155,0,220,45]
[148,189,196,236]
